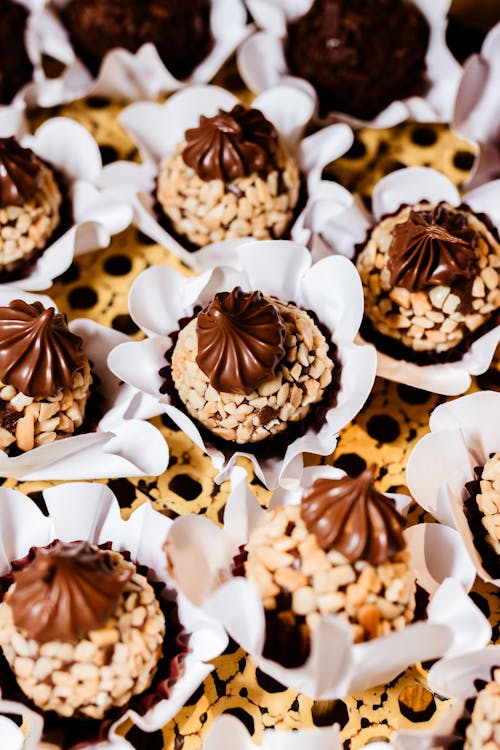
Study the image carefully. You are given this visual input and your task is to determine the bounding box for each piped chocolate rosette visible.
[0,541,166,719]
[156,105,300,248]
[0,299,93,454]
[0,138,62,281]
[356,202,500,362]
[241,466,415,667]
[166,287,336,446]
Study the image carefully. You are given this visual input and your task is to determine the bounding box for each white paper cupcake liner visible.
[237,0,461,128]
[164,464,489,699]
[108,238,376,489]
[103,83,354,269]
[0,288,168,480]
[407,390,500,587]
[298,165,500,395]
[453,22,500,188]
[2,116,133,291]
[19,0,251,107]
[0,482,228,749]
[203,715,341,750]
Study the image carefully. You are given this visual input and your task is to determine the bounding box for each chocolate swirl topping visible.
[0,138,43,208]
[0,300,86,398]
[8,541,133,643]
[301,465,406,565]
[196,287,285,395]
[387,205,479,291]
[182,105,279,182]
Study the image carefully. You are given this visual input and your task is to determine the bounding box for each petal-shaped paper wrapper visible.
[109,83,353,269]
[297,166,500,395]
[164,464,489,699]
[108,239,377,489]
[237,0,461,128]
[0,483,228,749]
[453,22,500,188]
[407,390,500,587]
[203,715,341,750]
[0,116,133,292]
[0,288,168,480]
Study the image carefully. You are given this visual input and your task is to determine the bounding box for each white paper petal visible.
[428,646,500,700]
[372,167,460,219]
[203,715,341,750]
[0,484,228,747]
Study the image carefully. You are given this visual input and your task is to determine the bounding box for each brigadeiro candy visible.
[59,0,214,80]
[0,0,33,105]
[240,465,415,666]
[284,0,430,121]
[156,104,300,248]
[0,138,62,282]
[168,285,336,446]
[0,299,92,454]
[356,201,500,359]
[0,541,165,719]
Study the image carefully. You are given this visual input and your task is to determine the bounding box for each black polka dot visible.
[107,478,137,508]
[27,491,49,517]
[161,413,181,431]
[223,708,254,735]
[56,262,80,284]
[367,414,400,443]
[104,254,132,276]
[137,230,158,245]
[453,150,475,171]
[111,314,139,335]
[86,96,111,108]
[184,683,204,706]
[255,668,287,693]
[125,726,164,750]
[68,286,98,309]
[397,383,431,405]
[334,452,367,477]
[411,126,437,147]
[169,473,202,501]
[312,699,349,728]
[476,368,500,391]
[99,144,119,165]
[343,138,366,160]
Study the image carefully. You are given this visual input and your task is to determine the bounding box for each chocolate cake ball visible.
[0,300,93,453]
[169,287,334,444]
[156,105,300,248]
[242,467,415,666]
[0,0,33,105]
[0,541,165,719]
[465,670,500,749]
[356,202,500,357]
[60,0,214,80]
[285,0,430,120]
[0,138,62,282]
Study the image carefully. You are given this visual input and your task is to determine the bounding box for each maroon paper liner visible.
[151,165,308,254]
[232,545,429,670]
[0,540,189,750]
[158,301,342,463]
[464,459,500,580]
[57,0,214,81]
[0,0,33,105]
[0,160,73,284]
[354,202,500,369]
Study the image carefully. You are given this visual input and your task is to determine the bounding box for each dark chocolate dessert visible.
[0,137,62,282]
[240,466,415,667]
[285,0,430,120]
[156,105,300,248]
[60,0,214,80]
[0,0,33,104]
[0,300,93,453]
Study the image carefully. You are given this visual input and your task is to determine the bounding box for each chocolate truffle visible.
[0,300,93,453]
[465,670,500,749]
[169,287,334,444]
[0,541,165,719]
[242,467,415,665]
[284,0,430,121]
[156,105,301,248]
[60,0,214,80]
[0,138,62,281]
[356,202,500,357]
[0,0,33,105]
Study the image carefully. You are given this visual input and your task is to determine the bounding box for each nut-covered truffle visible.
[0,300,93,453]
[60,0,214,80]
[169,287,334,444]
[285,0,430,120]
[465,669,500,750]
[156,105,300,248]
[242,467,415,665]
[0,541,166,719]
[356,202,500,355]
[0,138,62,281]
[0,1,33,105]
